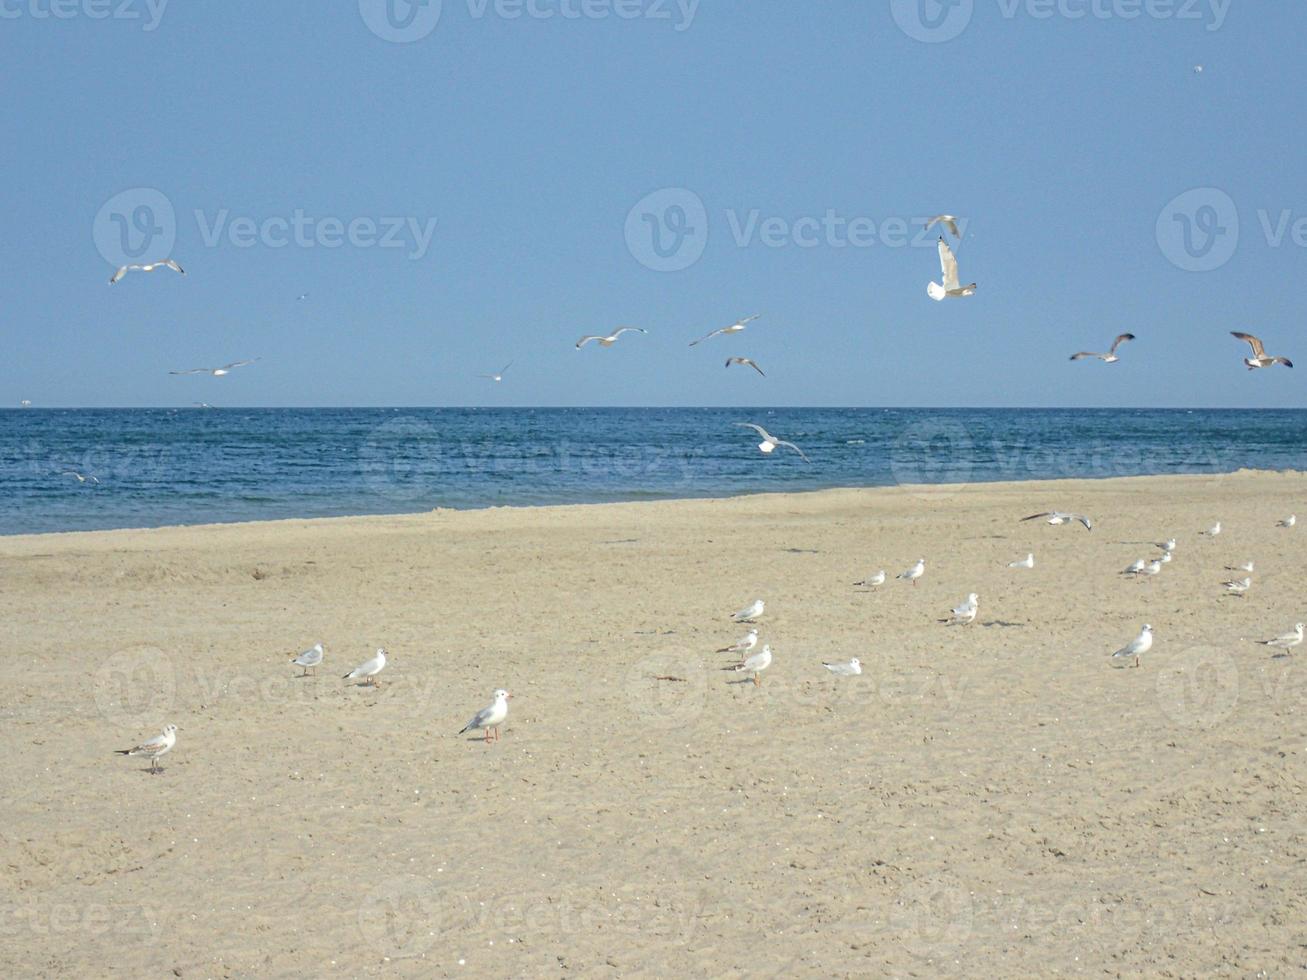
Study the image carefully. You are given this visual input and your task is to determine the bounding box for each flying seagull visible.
[734,422,809,462]
[19,399,31,408]
[1111,624,1153,668]
[290,643,324,676]
[576,327,646,349]
[1022,512,1092,531]
[1070,333,1136,363]
[459,689,511,743]
[479,362,513,383]
[927,237,977,302]
[724,357,766,377]
[924,215,961,238]
[689,314,760,347]
[61,470,100,485]
[1231,332,1293,370]
[115,724,177,774]
[169,359,259,377]
[109,259,185,285]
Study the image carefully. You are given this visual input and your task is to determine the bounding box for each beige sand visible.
[3,472,1305,977]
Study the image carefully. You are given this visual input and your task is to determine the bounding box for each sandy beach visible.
[2,471,1305,977]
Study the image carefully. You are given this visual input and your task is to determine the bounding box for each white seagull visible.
[1139,559,1163,580]
[169,359,259,377]
[924,215,961,238]
[1231,332,1293,370]
[291,643,324,676]
[1222,577,1252,597]
[734,422,810,462]
[942,593,979,625]
[459,689,511,743]
[1202,522,1222,537]
[343,648,387,686]
[1070,333,1136,364]
[1122,559,1147,577]
[1157,538,1177,553]
[1008,554,1035,570]
[731,599,765,623]
[689,314,760,347]
[717,628,759,656]
[61,470,100,485]
[479,362,513,383]
[898,559,926,587]
[822,658,862,676]
[1022,511,1093,531]
[1156,551,1173,564]
[727,644,772,686]
[1111,624,1153,668]
[115,724,177,774]
[724,357,766,377]
[1256,623,1304,651]
[854,570,887,587]
[1226,561,1255,573]
[575,327,646,349]
[19,399,31,408]
[1278,515,1296,528]
[109,259,185,285]
[927,237,977,302]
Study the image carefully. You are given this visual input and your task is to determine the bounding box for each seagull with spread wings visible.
[724,357,765,377]
[689,314,759,347]
[1070,333,1136,363]
[1021,511,1093,531]
[734,422,809,462]
[927,237,976,301]
[924,215,961,238]
[1231,332,1293,370]
[169,359,259,377]
[479,362,513,383]
[576,327,646,349]
[109,259,185,285]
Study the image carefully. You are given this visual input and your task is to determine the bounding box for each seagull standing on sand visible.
[1022,512,1093,531]
[1123,559,1147,577]
[291,643,324,676]
[115,724,177,774]
[169,359,259,377]
[731,599,765,623]
[479,362,513,383]
[943,593,979,625]
[822,658,862,676]
[1223,577,1252,597]
[726,644,772,686]
[690,314,760,347]
[1256,623,1304,651]
[1231,332,1294,370]
[718,628,759,656]
[459,689,511,743]
[1158,538,1177,553]
[854,570,887,587]
[1278,515,1296,528]
[343,648,387,686]
[1070,333,1136,364]
[1008,554,1035,569]
[724,357,766,377]
[898,559,926,587]
[927,237,977,302]
[1227,561,1255,573]
[1202,522,1222,537]
[1111,625,1153,668]
[108,259,185,285]
[1139,559,1163,580]
[734,423,810,462]
[575,327,647,349]
[925,215,961,238]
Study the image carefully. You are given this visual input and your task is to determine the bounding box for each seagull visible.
[108,259,185,285]
[724,357,766,377]
[290,643,324,676]
[1223,577,1252,597]
[822,658,862,676]
[689,314,760,347]
[1227,561,1255,573]
[1278,515,1296,528]
[1256,623,1304,651]
[942,593,979,625]
[19,399,31,408]
[1021,512,1093,531]
[1157,538,1177,553]
[718,628,759,656]
[854,570,887,587]
[479,362,513,383]
[575,327,646,349]
[1156,552,1173,564]
[459,689,511,743]
[924,215,961,239]
[296,292,309,301]
[1008,554,1035,570]
[927,237,977,302]
[734,422,809,462]
[1231,332,1293,370]
[1070,333,1136,364]
[731,599,765,623]
[61,471,99,485]
[726,644,772,686]
[1202,522,1222,537]
[115,724,177,774]
[169,359,259,377]
[1139,559,1163,580]
[898,559,926,587]
[1122,559,1147,577]
[1111,625,1153,668]
[343,648,387,687]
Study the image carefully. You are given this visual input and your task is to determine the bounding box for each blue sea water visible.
[2,408,1305,536]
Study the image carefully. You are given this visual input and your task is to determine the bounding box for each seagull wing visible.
[1069,352,1103,361]
[1274,357,1294,368]
[734,422,773,441]
[575,335,603,348]
[1232,332,1266,359]
[1020,513,1053,522]
[162,259,185,275]
[169,368,210,375]
[220,359,259,371]
[613,327,646,338]
[1075,515,1093,531]
[109,266,128,285]
[776,440,810,463]
[1109,333,1136,355]
[744,359,765,377]
[690,327,725,347]
[937,238,961,291]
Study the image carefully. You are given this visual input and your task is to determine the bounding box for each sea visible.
[2,407,1305,536]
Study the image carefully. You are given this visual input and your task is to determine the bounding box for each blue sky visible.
[2,0,1303,408]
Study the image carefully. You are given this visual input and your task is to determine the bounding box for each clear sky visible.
[2,0,1303,408]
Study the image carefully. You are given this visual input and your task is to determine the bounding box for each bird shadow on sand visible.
[981,620,1025,628]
